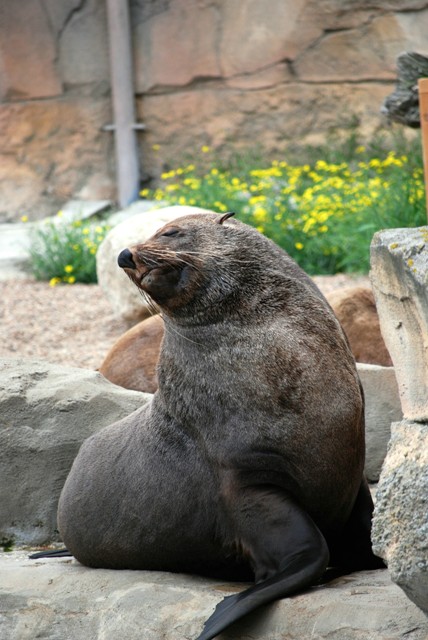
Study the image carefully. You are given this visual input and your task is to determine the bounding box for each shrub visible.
[28,214,110,285]
[141,144,426,274]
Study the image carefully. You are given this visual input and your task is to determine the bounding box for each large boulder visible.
[0,358,151,546]
[96,205,214,323]
[370,227,428,422]
[1,552,427,640]
[370,228,428,615]
[357,363,402,483]
[372,420,428,615]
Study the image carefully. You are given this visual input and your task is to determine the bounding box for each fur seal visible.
[99,288,391,395]
[57,212,383,640]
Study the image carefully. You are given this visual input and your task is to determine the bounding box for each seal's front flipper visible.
[196,482,329,640]
[29,548,71,559]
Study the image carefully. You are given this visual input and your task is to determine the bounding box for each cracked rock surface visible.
[1,552,427,640]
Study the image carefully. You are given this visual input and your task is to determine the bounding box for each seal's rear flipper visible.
[196,481,329,640]
[29,548,71,559]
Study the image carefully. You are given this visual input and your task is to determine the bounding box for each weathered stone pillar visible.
[370,227,428,615]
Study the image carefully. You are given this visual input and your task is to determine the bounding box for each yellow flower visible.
[140,188,149,197]
[90,247,96,255]
[49,277,62,287]
[201,145,211,153]
[95,226,103,233]
[161,170,176,180]
[56,210,63,217]
[82,228,90,235]
[67,276,76,284]
[295,242,304,250]
[253,207,267,222]
[64,265,74,273]
[356,145,366,154]
[152,144,160,151]
[21,215,29,223]
[214,201,227,212]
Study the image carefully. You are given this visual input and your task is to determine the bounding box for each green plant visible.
[141,139,426,274]
[28,214,111,285]
[1,536,14,552]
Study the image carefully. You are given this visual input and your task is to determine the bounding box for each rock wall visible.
[2,0,428,220]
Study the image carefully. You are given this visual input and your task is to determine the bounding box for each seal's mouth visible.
[117,248,170,288]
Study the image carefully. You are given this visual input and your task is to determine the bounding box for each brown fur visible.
[99,286,391,395]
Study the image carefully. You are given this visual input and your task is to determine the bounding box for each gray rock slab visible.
[357,363,402,482]
[370,227,428,422]
[106,199,159,226]
[0,358,151,546]
[0,553,427,640]
[372,420,428,615]
[0,223,33,280]
[57,199,112,224]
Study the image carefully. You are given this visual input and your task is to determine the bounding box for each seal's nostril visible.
[117,248,136,269]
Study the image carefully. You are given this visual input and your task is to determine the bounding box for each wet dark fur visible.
[58,213,383,640]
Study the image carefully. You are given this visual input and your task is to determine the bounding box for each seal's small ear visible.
[218,211,235,225]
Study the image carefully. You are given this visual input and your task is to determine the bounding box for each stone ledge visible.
[1,552,427,640]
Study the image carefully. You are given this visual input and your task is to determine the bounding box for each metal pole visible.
[418,78,428,221]
[106,0,140,208]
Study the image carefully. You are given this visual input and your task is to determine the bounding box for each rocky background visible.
[2,0,428,221]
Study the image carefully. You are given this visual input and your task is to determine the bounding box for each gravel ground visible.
[0,274,370,371]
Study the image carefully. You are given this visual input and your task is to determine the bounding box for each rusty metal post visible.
[418,78,428,220]
[106,0,141,208]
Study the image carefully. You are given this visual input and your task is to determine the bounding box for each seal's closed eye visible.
[160,227,180,237]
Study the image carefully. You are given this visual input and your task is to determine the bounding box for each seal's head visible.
[117,212,239,316]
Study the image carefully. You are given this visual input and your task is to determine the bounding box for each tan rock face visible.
[0,0,61,100]
[134,0,221,92]
[138,82,392,161]
[219,0,313,76]
[2,0,428,217]
[0,98,115,221]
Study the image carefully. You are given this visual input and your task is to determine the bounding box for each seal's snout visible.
[118,248,136,270]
